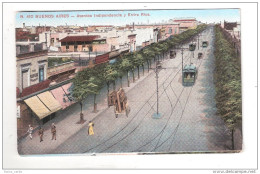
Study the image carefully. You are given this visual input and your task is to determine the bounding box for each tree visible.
[214,25,241,150]
[142,48,155,72]
[121,58,132,87]
[131,53,145,78]
[86,77,103,113]
[72,79,90,123]
[115,59,125,88]
[104,64,118,105]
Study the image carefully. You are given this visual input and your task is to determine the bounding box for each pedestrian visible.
[51,123,56,140]
[38,127,44,142]
[27,125,33,140]
[88,121,94,136]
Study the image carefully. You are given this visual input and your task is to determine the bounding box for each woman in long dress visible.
[88,121,94,135]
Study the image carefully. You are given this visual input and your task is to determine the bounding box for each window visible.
[74,45,78,52]
[168,28,172,34]
[21,69,29,89]
[39,67,44,82]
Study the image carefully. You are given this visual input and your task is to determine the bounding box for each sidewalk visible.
[18,55,163,155]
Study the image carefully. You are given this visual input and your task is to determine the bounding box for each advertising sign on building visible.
[17,105,20,118]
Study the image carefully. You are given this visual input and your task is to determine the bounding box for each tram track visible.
[133,29,212,152]
[102,29,211,153]
[100,48,206,153]
[154,56,204,151]
[83,29,210,153]
[154,30,212,151]
[83,46,192,153]
[133,48,205,152]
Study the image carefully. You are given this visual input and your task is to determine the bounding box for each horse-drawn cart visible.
[109,88,130,118]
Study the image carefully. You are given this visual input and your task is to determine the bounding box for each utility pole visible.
[198,34,200,50]
[152,61,162,119]
[151,43,190,119]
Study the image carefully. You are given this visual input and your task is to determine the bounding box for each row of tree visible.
[72,24,207,123]
[214,25,242,150]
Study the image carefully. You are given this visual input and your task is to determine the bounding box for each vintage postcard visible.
[14,8,242,156]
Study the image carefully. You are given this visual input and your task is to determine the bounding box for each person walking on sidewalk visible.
[51,123,56,140]
[38,127,44,142]
[88,121,94,136]
[27,125,33,140]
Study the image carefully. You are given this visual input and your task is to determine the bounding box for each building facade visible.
[16,42,48,92]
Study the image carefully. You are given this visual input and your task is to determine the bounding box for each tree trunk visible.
[231,129,235,150]
[93,94,97,113]
[147,60,150,72]
[107,82,110,107]
[80,101,84,123]
[163,52,165,60]
[113,80,116,91]
[120,76,123,88]
[127,71,130,87]
[132,70,135,83]
[137,66,140,79]
[142,64,145,76]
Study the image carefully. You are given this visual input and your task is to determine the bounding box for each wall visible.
[17,101,40,139]
[133,28,154,46]
[47,61,75,77]
[16,54,48,92]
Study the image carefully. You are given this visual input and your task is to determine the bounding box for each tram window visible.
[184,72,195,82]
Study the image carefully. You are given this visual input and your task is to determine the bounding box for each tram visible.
[189,43,196,51]
[170,50,176,59]
[182,64,197,86]
[202,41,208,48]
[198,52,203,59]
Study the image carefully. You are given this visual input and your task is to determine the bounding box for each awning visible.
[37,91,62,113]
[50,83,75,109]
[24,91,62,119]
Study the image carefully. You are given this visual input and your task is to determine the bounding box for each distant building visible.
[135,22,179,40]
[224,21,237,31]
[172,17,197,33]
[59,35,110,53]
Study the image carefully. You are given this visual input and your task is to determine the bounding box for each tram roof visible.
[183,64,197,72]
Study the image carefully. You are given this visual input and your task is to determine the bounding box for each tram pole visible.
[198,34,200,50]
[181,48,184,72]
[156,62,159,115]
[152,61,162,119]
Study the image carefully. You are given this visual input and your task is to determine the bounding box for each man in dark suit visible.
[38,127,44,142]
[51,123,56,140]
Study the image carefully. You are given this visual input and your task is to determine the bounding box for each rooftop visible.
[59,35,100,42]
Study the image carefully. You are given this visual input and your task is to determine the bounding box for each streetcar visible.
[198,52,203,59]
[170,50,176,59]
[182,64,197,86]
[189,43,196,51]
[202,41,208,48]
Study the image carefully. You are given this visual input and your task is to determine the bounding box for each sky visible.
[16,9,240,28]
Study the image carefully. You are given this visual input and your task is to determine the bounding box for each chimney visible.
[133,22,134,30]
[45,33,47,44]
[23,23,25,28]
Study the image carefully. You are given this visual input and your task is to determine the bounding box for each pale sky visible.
[16,9,240,28]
